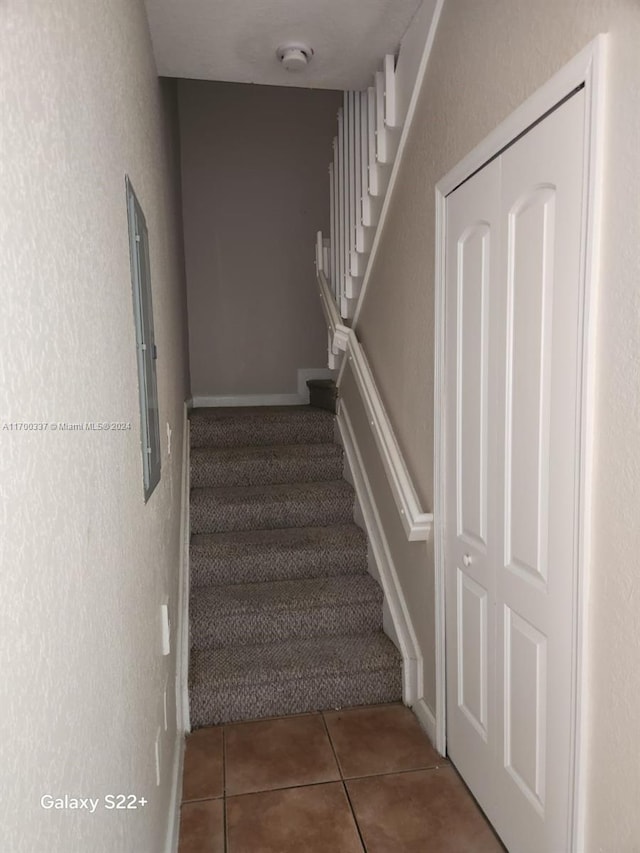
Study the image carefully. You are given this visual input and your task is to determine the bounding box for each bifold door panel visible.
[445,90,586,853]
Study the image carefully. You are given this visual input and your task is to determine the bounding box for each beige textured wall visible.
[341,365,437,707]
[348,0,640,848]
[0,2,189,851]
[178,81,341,398]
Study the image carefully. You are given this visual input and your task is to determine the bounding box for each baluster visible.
[384,53,401,130]
[336,108,345,310]
[329,158,336,294]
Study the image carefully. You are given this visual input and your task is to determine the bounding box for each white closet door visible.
[445,89,586,853]
[493,89,586,853]
[445,156,501,823]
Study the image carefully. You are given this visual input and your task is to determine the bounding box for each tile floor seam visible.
[181,794,224,804]
[319,709,346,778]
[224,777,352,799]
[342,761,447,783]
[222,726,228,853]
[221,709,322,729]
[319,711,368,853]
[216,764,452,803]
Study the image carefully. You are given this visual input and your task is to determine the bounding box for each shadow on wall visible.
[178,80,342,400]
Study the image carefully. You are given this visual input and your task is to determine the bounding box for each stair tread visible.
[190,441,343,489]
[190,405,334,423]
[191,442,341,463]
[191,478,352,503]
[190,524,368,586]
[191,574,381,618]
[190,405,335,449]
[190,632,401,689]
[191,523,366,552]
[190,479,354,535]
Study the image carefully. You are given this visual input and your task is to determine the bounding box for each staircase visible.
[187,405,402,728]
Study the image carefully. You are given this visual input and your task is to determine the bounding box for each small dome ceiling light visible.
[276,43,313,72]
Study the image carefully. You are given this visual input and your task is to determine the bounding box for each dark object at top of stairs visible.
[307,378,338,414]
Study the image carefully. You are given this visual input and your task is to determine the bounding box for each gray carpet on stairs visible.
[188,405,402,727]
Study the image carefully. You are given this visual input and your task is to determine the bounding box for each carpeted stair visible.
[188,405,402,727]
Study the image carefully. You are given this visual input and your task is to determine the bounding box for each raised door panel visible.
[504,186,556,589]
[457,569,488,740]
[503,606,547,814]
[456,222,490,551]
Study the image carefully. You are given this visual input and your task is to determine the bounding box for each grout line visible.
[342,779,368,853]
[222,726,228,853]
[320,712,345,779]
[182,794,224,805]
[225,777,342,799]
[222,710,321,729]
[182,761,449,805]
[343,762,448,783]
[320,713,368,852]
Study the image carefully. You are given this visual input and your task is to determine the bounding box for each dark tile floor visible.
[178,702,504,853]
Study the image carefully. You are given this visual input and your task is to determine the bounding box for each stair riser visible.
[190,600,382,650]
[190,544,368,587]
[191,418,334,449]
[190,668,403,727]
[190,454,343,489]
[190,492,354,535]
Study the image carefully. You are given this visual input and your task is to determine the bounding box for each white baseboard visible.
[164,733,185,853]
[192,392,303,407]
[412,696,440,752]
[338,401,423,704]
[191,368,334,409]
[177,403,190,734]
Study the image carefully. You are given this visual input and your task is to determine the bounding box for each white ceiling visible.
[144,0,424,90]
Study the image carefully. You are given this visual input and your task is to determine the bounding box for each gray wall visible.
[178,80,341,399]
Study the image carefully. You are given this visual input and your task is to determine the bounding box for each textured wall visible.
[0,2,189,851]
[178,80,341,398]
[341,365,436,708]
[348,0,640,848]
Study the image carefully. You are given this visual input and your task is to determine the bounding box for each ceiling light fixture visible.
[276,43,313,72]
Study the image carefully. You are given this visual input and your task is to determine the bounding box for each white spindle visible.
[355,92,372,259]
[384,54,400,129]
[351,94,365,264]
[333,146,340,298]
[344,92,352,295]
[315,230,324,274]
[329,159,336,292]
[375,70,393,165]
[346,94,362,295]
[367,86,378,195]
[343,97,353,304]
[336,109,345,308]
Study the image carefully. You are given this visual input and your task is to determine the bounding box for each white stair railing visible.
[315,53,402,332]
